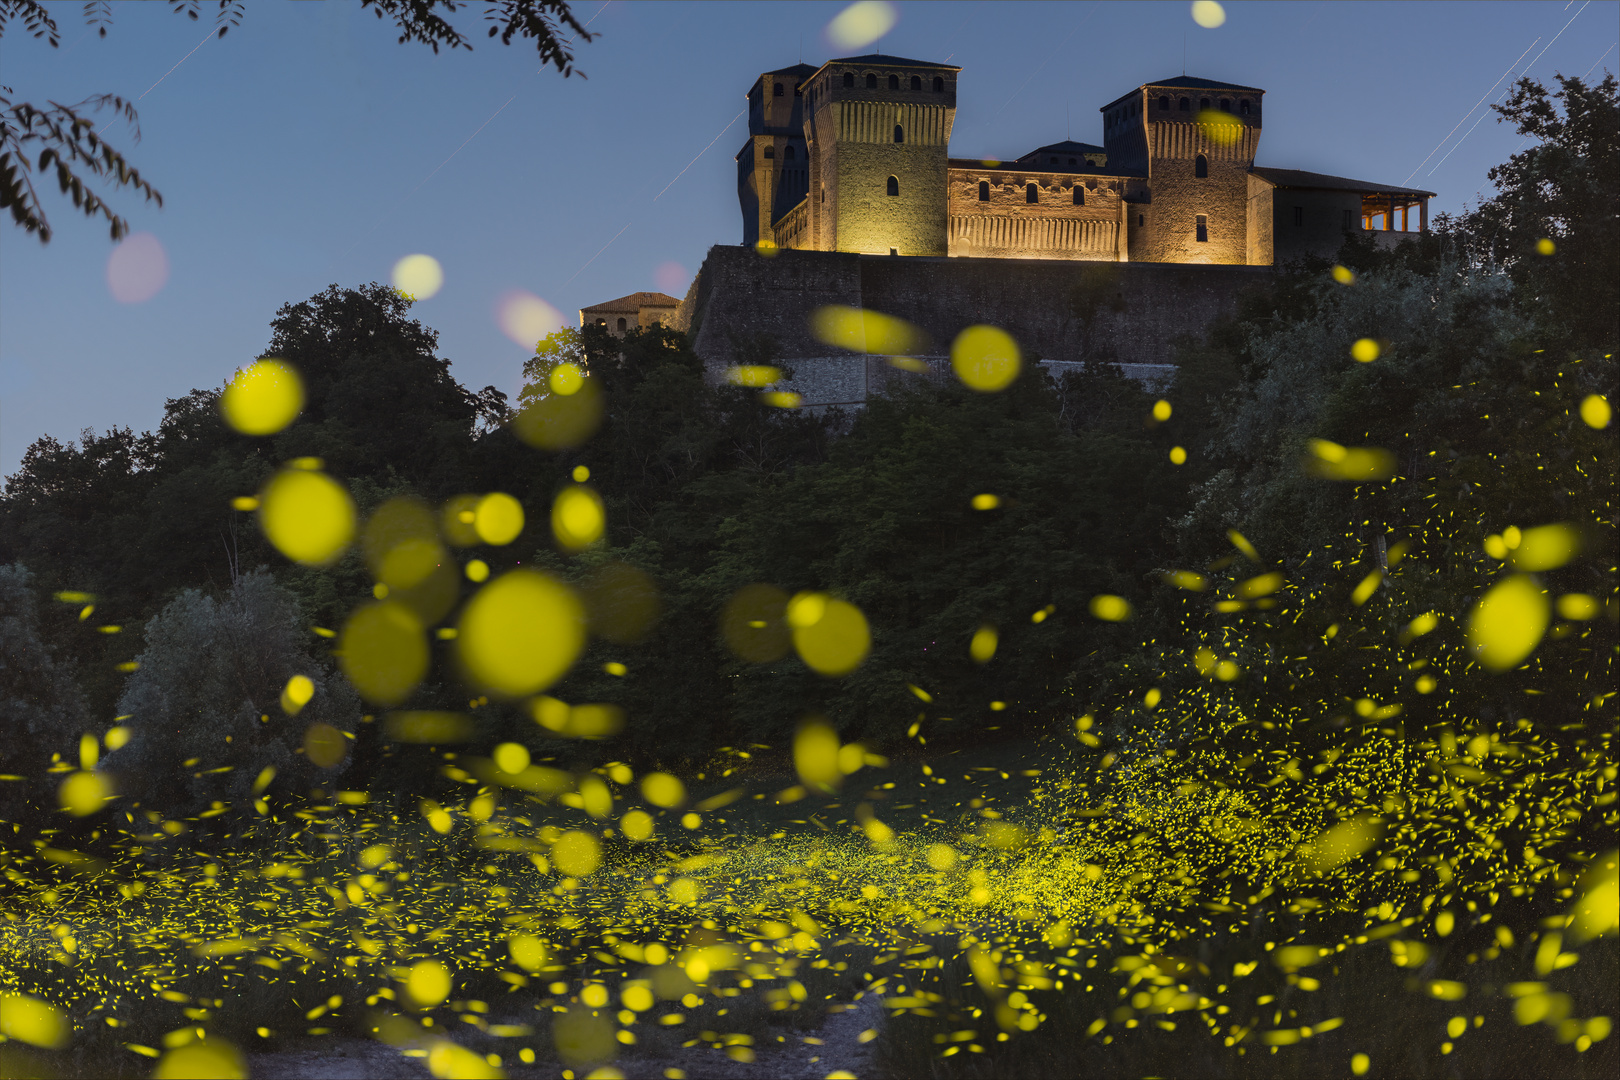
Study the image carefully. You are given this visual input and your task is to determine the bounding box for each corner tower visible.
[737,64,817,247]
[1102,76,1264,264]
[799,55,960,255]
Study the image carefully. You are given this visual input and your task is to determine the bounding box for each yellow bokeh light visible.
[303,723,346,769]
[1557,593,1599,620]
[551,830,602,876]
[1152,400,1172,421]
[457,570,585,697]
[1350,338,1380,363]
[1191,0,1226,28]
[622,983,655,1012]
[641,772,686,808]
[552,485,605,550]
[510,375,602,450]
[761,390,803,408]
[474,492,525,546]
[1352,1053,1371,1076]
[970,624,998,663]
[391,254,444,299]
[1168,570,1207,591]
[620,809,655,841]
[810,305,924,355]
[720,583,790,662]
[971,493,1000,510]
[509,933,549,972]
[827,0,897,48]
[550,362,584,396]
[786,591,828,629]
[58,770,110,816]
[0,994,70,1049]
[152,1041,247,1080]
[1307,439,1395,481]
[727,365,782,388]
[1509,523,1580,572]
[1169,446,1188,465]
[220,359,304,436]
[1303,816,1383,873]
[951,325,1021,392]
[794,718,841,791]
[926,843,958,871]
[280,674,314,715]
[1332,265,1355,285]
[339,601,427,706]
[493,742,531,775]
[1535,237,1556,255]
[1090,595,1132,621]
[572,465,590,482]
[405,960,451,1008]
[1467,573,1549,672]
[793,597,870,675]
[465,559,490,583]
[105,725,130,750]
[259,469,356,566]
[1580,394,1610,429]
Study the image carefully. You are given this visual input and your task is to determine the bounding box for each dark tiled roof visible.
[580,292,681,314]
[762,63,819,78]
[1101,75,1264,110]
[825,53,961,70]
[1019,140,1106,157]
[1251,167,1435,198]
[949,157,1142,179]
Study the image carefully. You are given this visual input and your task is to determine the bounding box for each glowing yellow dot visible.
[641,772,686,808]
[1580,394,1611,429]
[551,830,601,876]
[761,391,802,408]
[1557,593,1599,620]
[1090,595,1132,621]
[990,701,1006,711]
[681,812,701,829]
[786,592,828,629]
[221,359,304,436]
[391,253,443,299]
[971,493,1000,510]
[827,0,898,49]
[104,726,130,751]
[726,365,782,388]
[792,598,870,675]
[951,325,1021,392]
[474,492,525,546]
[259,469,355,566]
[572,465,590,482]
[303,723,347,768]
[1152,400,1172,421]
[457,570,585,697]
[405,960,451,1008]
[1350,338,1380,363]
[231,496,259,511]
[1331,265,1355,285]
[1169,446,1187,465]
[620,809,654,841]
[339,601,427,705]
[465,559,490,582]
[1191,0,1226,28]
[509,934,549,972]
[1415,675,1437,694]
[581,984,609,1008]
[552,486,605,550]
[794,719,841,790]
[622,984,654,1012]
[280,674,314,715]
[970,625,998,663]
[493,742,531,775]
[549,362,584,396]
[1535,237,1555,255]
[57,771,110,816]
[1467,574,1548,671]
[926,843,958,871]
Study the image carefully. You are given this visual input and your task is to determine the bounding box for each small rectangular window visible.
[1344,209,1353,230]
[1195,215,1208,243]
[1293,206,1304,227]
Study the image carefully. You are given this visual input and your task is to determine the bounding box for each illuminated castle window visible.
[894,124,904,143]
[1073,186,1084,206]
[978,181,990,201]
[1196,215,1209,243]
[1026,183,1039,204]
[1195,154,1209,178]
[887,176,899,197]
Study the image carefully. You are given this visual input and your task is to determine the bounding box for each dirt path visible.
[249,991,887,1080]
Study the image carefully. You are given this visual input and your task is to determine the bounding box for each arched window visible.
[886,175,899,197]
[844,72,855,88]
[1179,96,1190,111]
[1068,157,1077,166]
[1239,99,1251,115]
[773,82,784,97]
[978,180,990,201]
[887,74,899,90]
[794,84,802,97]
[1219,98,1231,112]
[616,317,627,331]
[867,73,878,89]
[1158,95,1170,110]
[763,146,774,159]
[1026,183,1039,204]
[894,124,904,143]
[1200,97,1210,110]
[784,145,796,160]
[1195,154,1208,178]
[1195,215,1208,243]
[910,75,921,91]
[933,76,944,92]
[1073,186,1084,206]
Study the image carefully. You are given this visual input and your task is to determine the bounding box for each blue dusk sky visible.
[1,0,1615,478]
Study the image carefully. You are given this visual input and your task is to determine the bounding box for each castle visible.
[581,56,1437,407]
[734,55,1432,266]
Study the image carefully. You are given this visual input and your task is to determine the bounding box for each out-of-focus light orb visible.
[1467,573,1549,671]
[621,809,654,840]
[552,486,605,549]
[495,290,565,349]
[654,261,688,295]
[509,933,549,971]
[970,624,997,663]
[1169,445,1188,464]
[106,231,169,303]
[951,325,1021,392]
[1331,265,1355,284]
[1152,399,1172,421]
[391,254,444,299]
[1535,238,1556,255]
[1191,0,1226,28]
[493,741,531,775]
[727,365,782,388]
[1580,394,1610,429]
[1090,594,1133,621]
[151,1040,247,1080]
[259,469,356,566]
[794,719,841,790]
[280,674,314,715]
[641,771,686,808]
[58,771,110,816]
[0,993,70,1048]
[475,492,525,546]
[971,493,1000,510]
[1557,593,1599,620]
[465,559,490,583]
[810,305,924,355]
[762,391,802,408]
[572,465,591,482]
[405,960,451,1008]
[221,359,304,435]
[793,597,870,675]
[786,591,828,629]
[1350,338,1380,363]
[303,722,347,768]
[827,0,897,48]
[457,569,585,697]
[550,362,585,396]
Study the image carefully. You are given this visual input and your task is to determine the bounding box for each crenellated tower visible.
[737,64,817,248]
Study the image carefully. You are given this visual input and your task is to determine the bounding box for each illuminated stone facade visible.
[735,58,1434,267]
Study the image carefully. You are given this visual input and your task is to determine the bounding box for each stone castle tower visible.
[737,63,816,249]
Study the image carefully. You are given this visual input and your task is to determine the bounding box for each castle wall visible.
[1271,188,1365,266]
[1134,119,1261,265]
[675,246,1272,402]
[814,100,953,255]
[945,168,1126,260]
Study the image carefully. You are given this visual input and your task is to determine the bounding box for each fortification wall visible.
[675,246,1271,404]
